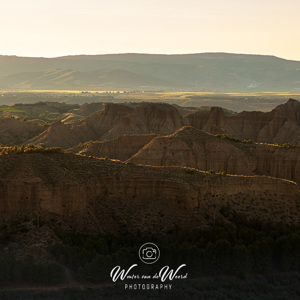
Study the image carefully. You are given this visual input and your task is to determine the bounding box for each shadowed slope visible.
[0,151,299,233]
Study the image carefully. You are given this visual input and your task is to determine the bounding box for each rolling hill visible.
[1,53,300,91]
[0,68,180,90]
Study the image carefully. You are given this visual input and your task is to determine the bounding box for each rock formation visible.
[101,102,186,140]
[128,126,300,185]
[27,120,96,149]
[0,152,299,233]
[27,99,300,149]
[0,118,45,145]
[28,103,134,148]
[28,102,186,148]
[185,98,300,144]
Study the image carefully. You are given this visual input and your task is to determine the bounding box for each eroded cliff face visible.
[0,181,87,215]
[129,127,253,175]
[129,126,300,185]
[185,99,300,144]
[76,175,300,233]
[101,102,186,140]
[251,145,300,185]
[28,102,185,148]
[0,153,299,233]
[28,103,134,148]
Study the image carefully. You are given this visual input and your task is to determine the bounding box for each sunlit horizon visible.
[2,52,300,62]
[1,0,300,61]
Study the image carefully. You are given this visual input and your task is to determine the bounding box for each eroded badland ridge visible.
[128,126,300,185]
[0,99,299,233]
[21,98,300,149]
[0,152,299,233]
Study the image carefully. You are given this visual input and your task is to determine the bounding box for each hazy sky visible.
[1,0,300,60]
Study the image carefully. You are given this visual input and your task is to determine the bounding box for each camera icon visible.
[139,243,160,264]
[142,247,157,260]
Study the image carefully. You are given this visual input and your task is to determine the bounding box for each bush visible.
[242,139,252,144]
[215,134,242,143]
[218,171,227,175]
[281,143,295,148]
[0,145,65,155]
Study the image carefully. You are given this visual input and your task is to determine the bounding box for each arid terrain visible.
[2,0,300,296]
[0,96,299,297]
[0,97,299,232]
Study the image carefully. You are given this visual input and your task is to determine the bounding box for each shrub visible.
[242,139,252,144]
[218,171,227,175]
[215,134,242,143]
[0,145,65,155]
[281,143,295,148]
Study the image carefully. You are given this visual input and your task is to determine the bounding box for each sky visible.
[1,0,300,60]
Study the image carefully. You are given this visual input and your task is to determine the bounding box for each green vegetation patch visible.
[0,107,26,114]
[0,144,65,155]
[38,113,58,122]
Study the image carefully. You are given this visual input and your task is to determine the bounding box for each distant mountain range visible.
[1,53,300,91]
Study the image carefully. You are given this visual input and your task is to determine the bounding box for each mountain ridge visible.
[1,53,300,91]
